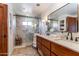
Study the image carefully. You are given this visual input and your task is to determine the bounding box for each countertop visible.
[36,34,79,53]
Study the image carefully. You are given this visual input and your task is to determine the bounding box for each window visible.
[27,22,32,26]
[22,22,32,26]
[22,22,27,25]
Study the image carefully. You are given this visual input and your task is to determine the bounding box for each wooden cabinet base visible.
[41,46,50,56]
[37,35,79,56]
[37,49,43,56]
[50,52,56,56]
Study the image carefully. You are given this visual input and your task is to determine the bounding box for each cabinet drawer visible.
[42,39,50,50]
[37,42,41,49]
[37,36,42,43]
[50,42,56,52]
[51,42,79,56]
[42,46,50,56]
[51,42,65,56]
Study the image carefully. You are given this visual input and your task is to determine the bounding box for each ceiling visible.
[13,3,55,17]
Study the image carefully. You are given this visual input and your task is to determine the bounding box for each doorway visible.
[0,4,8,56]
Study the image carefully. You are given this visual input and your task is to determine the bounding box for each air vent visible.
[36,3,40,6]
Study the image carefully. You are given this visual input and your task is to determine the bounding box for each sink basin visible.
[46,33,79,44]
[46,34,63,40]
[58,39,79,44]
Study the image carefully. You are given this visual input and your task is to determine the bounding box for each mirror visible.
[48,3,77,33]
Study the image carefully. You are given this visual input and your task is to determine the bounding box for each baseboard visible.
[8,47,14,56]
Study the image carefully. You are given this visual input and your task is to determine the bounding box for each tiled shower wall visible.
[16,16,39,46]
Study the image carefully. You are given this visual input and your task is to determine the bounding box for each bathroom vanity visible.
[36,34,79,56]
[36,3,78,56]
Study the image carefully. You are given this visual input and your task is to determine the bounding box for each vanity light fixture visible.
[42,20,46,22]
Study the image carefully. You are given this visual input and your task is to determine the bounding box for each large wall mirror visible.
[48,3,77,33]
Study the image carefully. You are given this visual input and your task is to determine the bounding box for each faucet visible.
[66,32,79,42]
[70,32,73,41]
[66,32,73,41]
[66,32,69,40]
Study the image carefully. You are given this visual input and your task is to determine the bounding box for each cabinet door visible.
[66,16,77,32]
[42,46,50,56]
[0,4,8,56]
[37,42,41,50]
[42,39,50,50]
[51,42,79,56]
[50,52,56,56]
[37,36,42,43]
[37,36,42,49]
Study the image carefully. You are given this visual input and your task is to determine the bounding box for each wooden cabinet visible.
[42,38,50,50]
[51,42,79,56]
[37,36,42,55]
[66,16,77,32]
[37,42,41,49]
[37,35,79,56]
[37,36,42,43]
[37,36,50,56]
[50,52,56,56]
[51,42,66,56]
[41,45,50,56]
[37,36,42,49]
[41,39,50,56]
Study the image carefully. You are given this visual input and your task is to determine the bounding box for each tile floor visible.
[12,45,39,56]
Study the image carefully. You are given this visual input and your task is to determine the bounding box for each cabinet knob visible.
[4,34,7,38]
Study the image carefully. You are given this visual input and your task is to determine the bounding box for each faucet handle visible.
[75,37,78,42]
[75,37,79,42]
[66,36,68,40]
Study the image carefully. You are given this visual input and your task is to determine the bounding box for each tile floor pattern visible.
[12,46,39,56]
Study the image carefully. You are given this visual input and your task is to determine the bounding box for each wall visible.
[7,3,16,55]
[78,4,79,32]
